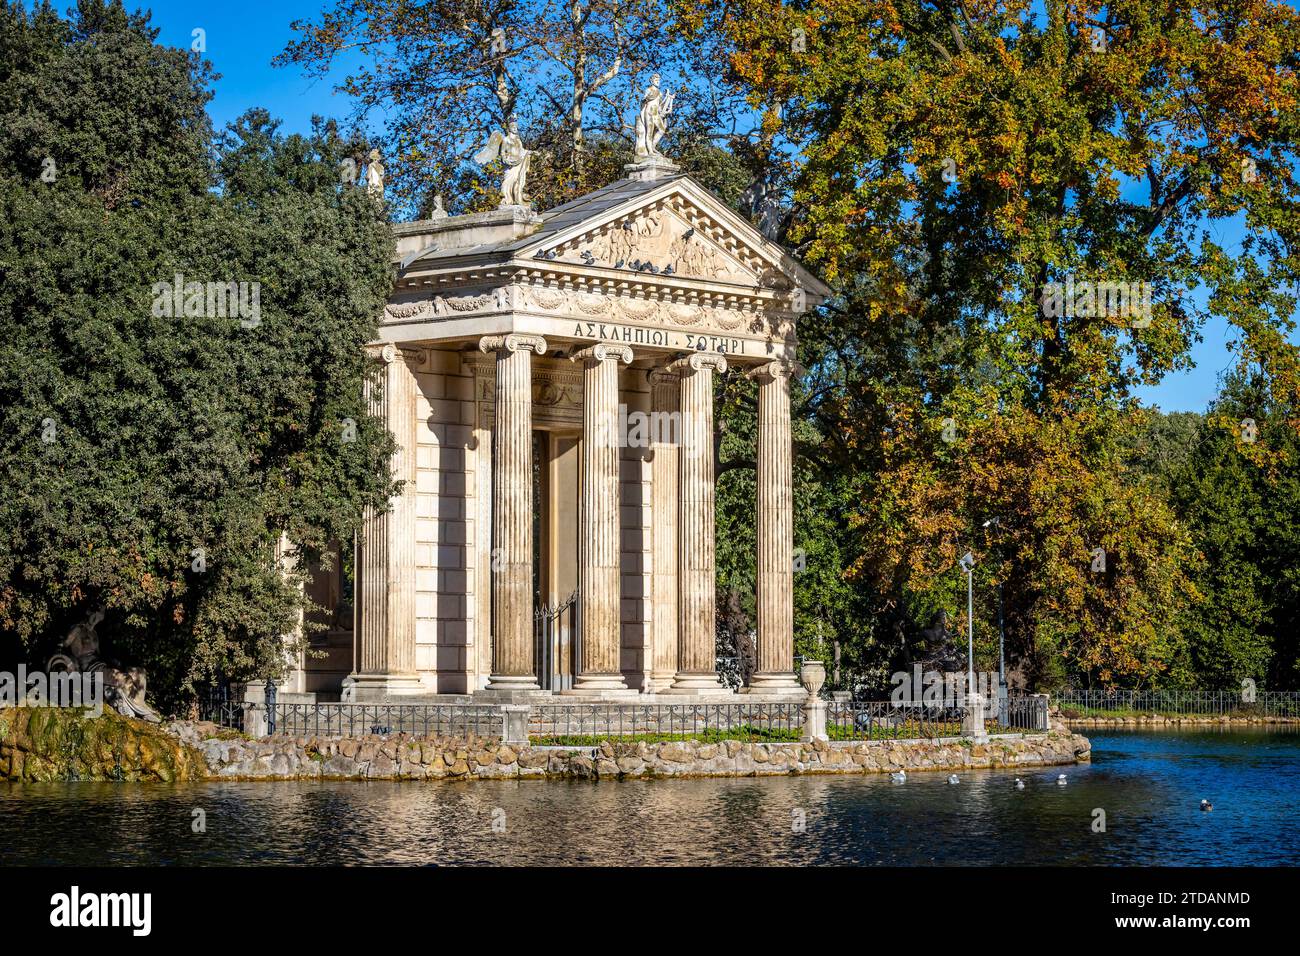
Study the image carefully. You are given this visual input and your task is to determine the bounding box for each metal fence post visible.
[265,678,277,736]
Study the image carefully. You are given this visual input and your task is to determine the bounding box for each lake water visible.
[1,729,1297,866]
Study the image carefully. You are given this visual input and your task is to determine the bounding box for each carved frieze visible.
[385,288,510,321]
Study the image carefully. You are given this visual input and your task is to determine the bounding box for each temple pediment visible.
[546,205,753,283]
[384,174,831,360]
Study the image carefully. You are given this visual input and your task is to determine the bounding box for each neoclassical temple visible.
[286,159,829,700]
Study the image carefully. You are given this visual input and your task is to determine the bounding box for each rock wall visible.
[170,720,1091,781]
[1063,714,1297,727]
[0,707,207,782]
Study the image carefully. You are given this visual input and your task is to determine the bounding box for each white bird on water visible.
[1057,774,1068,786]
[948,774,960,785]
[890,770,906,783]
[1201,799,1213,812]
[1015,778,1025,790]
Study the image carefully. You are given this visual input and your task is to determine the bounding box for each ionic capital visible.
[667,352,728,376]
[479,333,547,355]
[647,367,680,387]
[570,343,633,366]
[745,359,804,383]
[366,342,399,364]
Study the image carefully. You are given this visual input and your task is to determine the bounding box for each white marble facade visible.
[289,166,829,699]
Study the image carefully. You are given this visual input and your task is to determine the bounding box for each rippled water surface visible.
[1,730,1297,865]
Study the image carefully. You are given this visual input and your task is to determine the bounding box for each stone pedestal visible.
[664,353,729,695]
[350,344,425,699]
[567,344,635,695]
[480,334,547,693]
[624,156,681,182]
[744,360,802,696]
[801,699,828,742]
[500,704,530,746]
[244,705,267,739]
[964,692,988,741]
[799,660,827,741]
[648,368,680,692]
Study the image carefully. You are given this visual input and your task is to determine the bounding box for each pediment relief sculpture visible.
[552,209,756,283]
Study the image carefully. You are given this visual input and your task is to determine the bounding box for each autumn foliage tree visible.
[681,0,1300,686]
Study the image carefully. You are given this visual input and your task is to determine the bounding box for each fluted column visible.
[350,344,424,699]
[480,333,547,692]
[566,343,635,694]
[745,360,802,694]
[665,352,729,695]
[648,367,680,691]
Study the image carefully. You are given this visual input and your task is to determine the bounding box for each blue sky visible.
[113,2,1285,412]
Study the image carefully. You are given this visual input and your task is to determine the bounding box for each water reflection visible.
[1,730,1297,866]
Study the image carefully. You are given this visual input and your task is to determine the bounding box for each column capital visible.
[570,343,632,366]
[479,333,547,355]
[667,352,727,376]
[745,359,805,383]
[366,343,424,368]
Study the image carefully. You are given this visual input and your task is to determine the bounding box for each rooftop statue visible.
[474,115,532,208]
[634,74,675,161]
[365,148,385,198]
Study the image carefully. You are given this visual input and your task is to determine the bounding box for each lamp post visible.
[958,551,976,702]
[983,517,1007,716]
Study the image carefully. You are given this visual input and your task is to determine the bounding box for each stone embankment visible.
[1062,713,1297,728]
[170,720,1091,782]
[1,708,1091,782]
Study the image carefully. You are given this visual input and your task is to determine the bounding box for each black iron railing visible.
[271,703,502,738]
[997,694,1050,731]
[1055,688,1300,718]
[528,701,804,743]
[827,701,965,740]
[198,684,251,732]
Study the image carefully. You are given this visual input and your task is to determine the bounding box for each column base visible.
[662,672,732,695]
[646,674,676,693]
[742,672,805,695]
[561,673,636,697]
[345,673,428,702]
[559,688,640,699]
[475,687,552,703]
[482,674,542,693]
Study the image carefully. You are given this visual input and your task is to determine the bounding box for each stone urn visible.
[799,660,826,698]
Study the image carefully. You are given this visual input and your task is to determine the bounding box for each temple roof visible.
[394,174,832,300]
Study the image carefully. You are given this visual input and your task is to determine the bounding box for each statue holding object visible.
[475,115,532,208]
[634,74,675,160]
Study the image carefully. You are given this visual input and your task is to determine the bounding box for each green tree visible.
[0,1,395,711]
[1171,376,1300,688]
